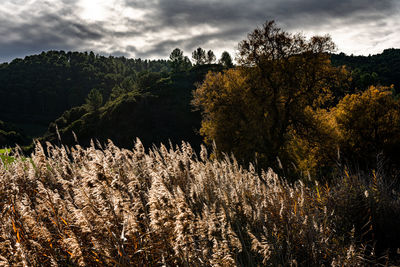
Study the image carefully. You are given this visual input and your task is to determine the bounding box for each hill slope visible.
[1,49,400,149]
[0,51,169,137]
[331,48,400,91]
[40,65,223,150]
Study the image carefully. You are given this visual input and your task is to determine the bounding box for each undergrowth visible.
[0,148,14,167]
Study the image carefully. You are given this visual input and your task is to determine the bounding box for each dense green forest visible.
[0,22,399,178]
[41,64,223,150]
[331,48,400,92]
[0,51,170,138]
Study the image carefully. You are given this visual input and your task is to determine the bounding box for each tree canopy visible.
[0,50,170,137]
[219,51,234,68]
[331,48,400,93]
[169,48,192,72]
[85,89,103,112]
[333,85,400,167]
[206,50,216,64]
[0,120,27,147]
[1,30,400,179]
[193,21,349,172]
[192,47,207,65]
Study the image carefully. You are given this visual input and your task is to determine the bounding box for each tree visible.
[193,20,348,171]
[286,85,400,177]
[192,47,206,65]
[206,50,216,64]
[192,68,254,159]
[332,85,400,168]
[85,89,103,112]
[219,51,233,68]
[169,48,191,72]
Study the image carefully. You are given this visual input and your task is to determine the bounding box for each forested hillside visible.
[1,47,399,151]
[331,48,400,92]
[0,51,170,137]
[0,120,27,147]
[40,64,223,150]
[0,46,398,147]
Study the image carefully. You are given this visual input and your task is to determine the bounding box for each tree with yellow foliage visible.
[193,21,348,172]
[290,85,400,177]
[193,68,256,162]
[333,85,400,168]
[285,107,340,178]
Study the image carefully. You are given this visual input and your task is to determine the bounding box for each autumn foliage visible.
[287,85,400,177]
[333,85,400,167]
[193,21,349,174]
[193,21,400,179]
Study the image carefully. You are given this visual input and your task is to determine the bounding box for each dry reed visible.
[0,139,399,266]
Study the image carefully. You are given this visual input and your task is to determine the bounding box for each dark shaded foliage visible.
[39,64,224,151]
[331,49,400,93]
[0,120,28,147]
[0,50,170,138]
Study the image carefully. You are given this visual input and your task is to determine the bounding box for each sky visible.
[0,0,399,63]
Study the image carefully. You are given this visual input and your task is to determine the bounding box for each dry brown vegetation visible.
[0,140,399,266]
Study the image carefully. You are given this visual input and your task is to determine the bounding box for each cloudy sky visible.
[1,0,399,62]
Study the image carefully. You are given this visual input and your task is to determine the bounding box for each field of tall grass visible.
[0,140,399,266]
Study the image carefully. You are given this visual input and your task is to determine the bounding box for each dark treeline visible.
[331,48,400,92]
[0,48,232,149]
[0,50,170,138]
[0,47,399,152]
[0,120,26,147]
[41,64,224,150]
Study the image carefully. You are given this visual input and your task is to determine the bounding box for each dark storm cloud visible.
[1,0,399,62]
[0,1,107,62]
[150,0,396,28]
[272,0,394,23]
[132,25,251,59]
[0,16,106,62]
[132,40,183,59]
[121,0,398,58]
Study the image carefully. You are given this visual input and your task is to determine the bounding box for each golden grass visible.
[0,139,398,266]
